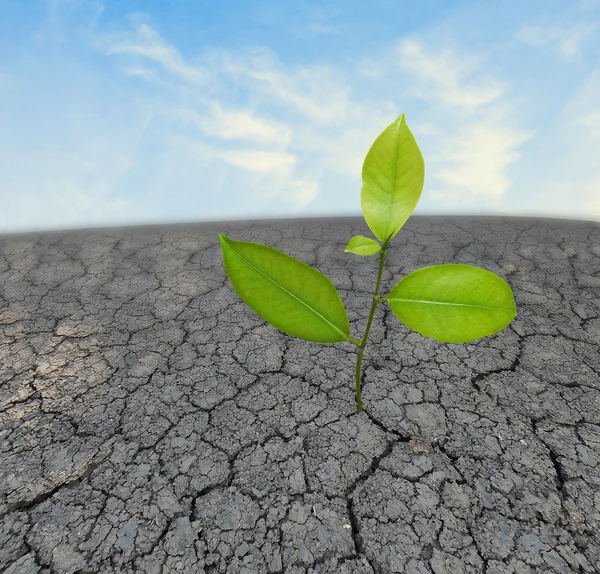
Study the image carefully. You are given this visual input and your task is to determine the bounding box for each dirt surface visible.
[0,215,599,573]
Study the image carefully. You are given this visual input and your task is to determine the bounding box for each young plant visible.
[218,114,517,413]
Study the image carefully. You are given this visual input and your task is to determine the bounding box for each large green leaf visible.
[386,264,517,344]
[360,114,425,244]
[219,234,350,343]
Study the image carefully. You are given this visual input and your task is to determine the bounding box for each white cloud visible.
[92,22,208,86]
[122,66,161,82]
[567,64,600,142]
[514,21,600,60]
[394,38,508,108]
[51,180,130,220]
[575,110,600,139]
[162,103,293,147]
[430,122,535,203]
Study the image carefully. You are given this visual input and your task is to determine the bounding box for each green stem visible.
[353,241,389,412]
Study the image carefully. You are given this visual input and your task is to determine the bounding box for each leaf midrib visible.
[388,297,512,311]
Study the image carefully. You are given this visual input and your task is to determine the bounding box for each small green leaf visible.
[386,264,517,344]
[219,234,350,344]
[361,113,425,244]
[344,235,382,256]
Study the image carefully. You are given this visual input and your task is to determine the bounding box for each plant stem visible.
[354,241,389,412]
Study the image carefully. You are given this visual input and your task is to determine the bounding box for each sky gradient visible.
[1,0,599,235]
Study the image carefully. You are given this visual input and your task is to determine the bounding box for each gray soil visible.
[0,215,599,573]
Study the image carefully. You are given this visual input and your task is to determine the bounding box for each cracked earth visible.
[0,215,599,574]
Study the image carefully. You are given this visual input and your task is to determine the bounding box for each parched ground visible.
[0,215,599,574]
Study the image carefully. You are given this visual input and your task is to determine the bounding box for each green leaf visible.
[360,113,425,244]
[386,264,517,344]
[218,234,350,344]
[344,235,382,256]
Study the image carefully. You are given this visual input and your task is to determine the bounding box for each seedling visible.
[218,114,517,412]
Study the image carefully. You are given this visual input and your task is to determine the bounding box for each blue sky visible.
[1,0,599,235]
